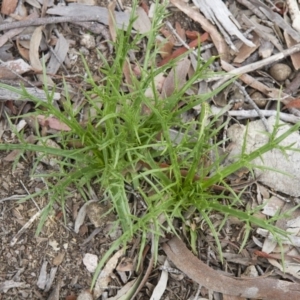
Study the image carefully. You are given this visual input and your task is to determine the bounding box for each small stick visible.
[10,209,44,246]
[227,109,300,124]
[233,81,270,132]
[212,42,300,84]
[0,15,104,32]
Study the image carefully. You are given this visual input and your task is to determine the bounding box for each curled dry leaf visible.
[93,249,125,298]
[74,200,97,233]
[150,259,169,300]
[29,26,43,72]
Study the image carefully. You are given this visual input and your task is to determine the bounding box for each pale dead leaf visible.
[29,26,43,71]
[284,32,300,70]
[47,33,69,74]
[161,57,191,98]
[37,260,48,289]
[47,282,60,300]
[262,196,285,217]
[193,0,255,49]
[16,38,30,60]
[45,267,58,293]
[123,60,133,92]
[108,1,117,42]
[268,254,300,280]
[0,12,38,48]
[74,201,94,233]
[133,6,151,33]
[150,259,169,300]
[25,0,41,9]
[107,276,141,300]
[93,249,125,298]
[233,32,260,64]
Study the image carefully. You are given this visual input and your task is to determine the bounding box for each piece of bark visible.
[193,0,255,49]
[241,14,283,52]
[258,40,274,59]
[236,0,267,20]
[284,30,300,70]
[46,3,130,29]
[233,32,260,63]
[0,87,60,101]
[247,0,300,42]
[163,237,300,299]
[170,0,230,61]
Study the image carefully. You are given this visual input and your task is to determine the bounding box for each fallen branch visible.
[163,237,300,300]
[233,81,270,131]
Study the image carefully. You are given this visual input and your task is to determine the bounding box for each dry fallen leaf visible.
[93,249,125,298]
[161,57,191,98]
[37,115,71,132]
[1,0,18,15]
[52,252,66,266]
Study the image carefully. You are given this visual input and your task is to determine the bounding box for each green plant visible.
[0,0,299,291]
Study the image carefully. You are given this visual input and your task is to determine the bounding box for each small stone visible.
[80,34,96,50]
[269,63,292,81]
[251,91,267,108]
